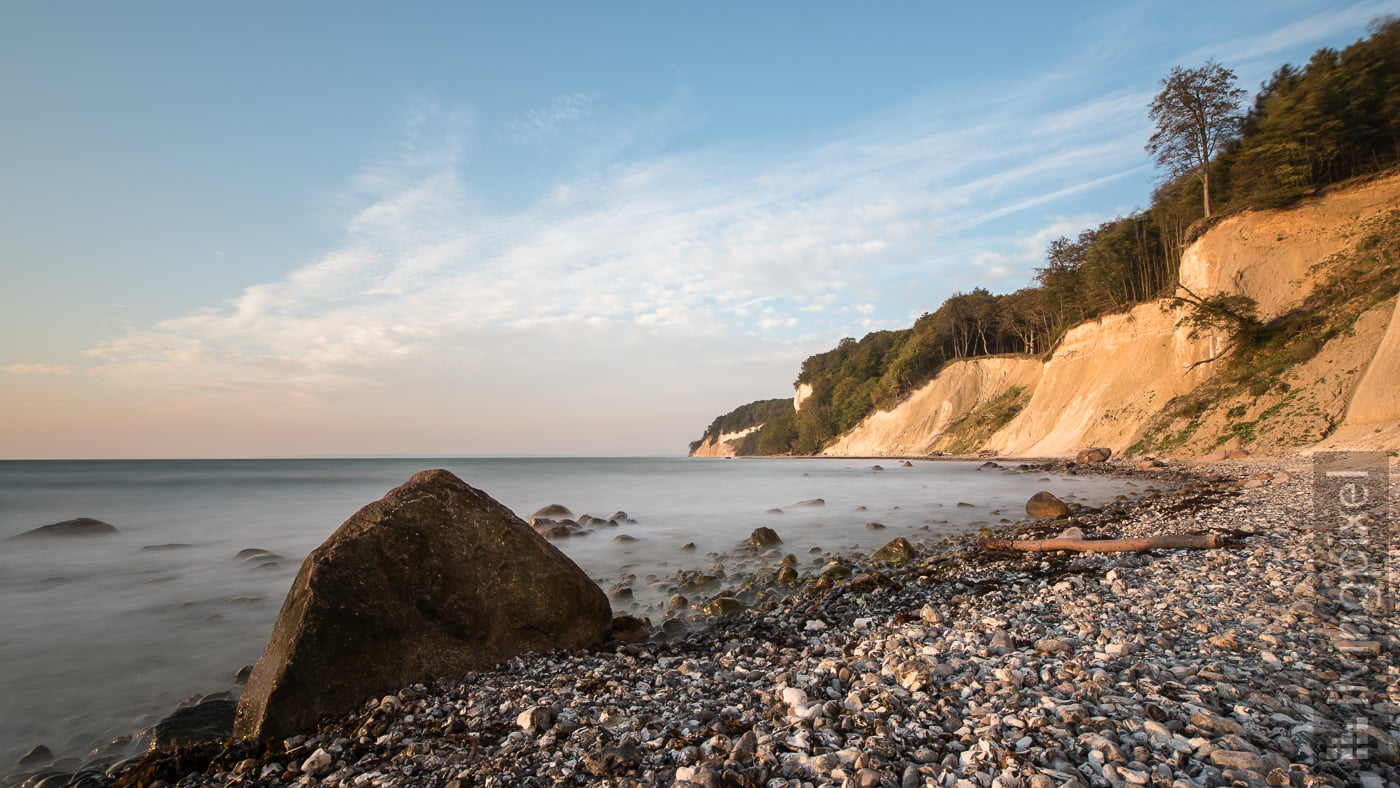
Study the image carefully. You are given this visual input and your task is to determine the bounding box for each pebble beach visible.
[10,456,1398,788]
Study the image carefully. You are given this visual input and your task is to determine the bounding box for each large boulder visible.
[5,517,118,541]
[1075,447,1112,464]
[233,469,612,740]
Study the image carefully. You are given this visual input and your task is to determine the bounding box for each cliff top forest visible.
[696,17,1400,456]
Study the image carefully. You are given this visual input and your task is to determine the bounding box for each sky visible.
[0,0,1393,459]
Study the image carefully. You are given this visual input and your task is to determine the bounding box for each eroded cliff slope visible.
[811,171,1400,457]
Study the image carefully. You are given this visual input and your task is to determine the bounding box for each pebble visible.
[24,456,1396,788]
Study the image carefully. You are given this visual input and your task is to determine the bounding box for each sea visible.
[0,456,1138,769]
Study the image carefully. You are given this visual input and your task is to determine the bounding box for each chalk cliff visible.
[982,302,1225,456]
[690,425,762,458]
[820,357,1042,456]
[704,171,1400,458]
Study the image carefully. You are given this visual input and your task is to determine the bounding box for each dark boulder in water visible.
[150,697,238,748]
[16,744,54,768]
[1026,491,1072,518]
[610,615,652,643]
[5,517,118,542]
[233,469,612,741]
[532,504,574,519]
[872,537,917,562]
[747,527,782,547]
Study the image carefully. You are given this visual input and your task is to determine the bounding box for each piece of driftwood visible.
[980,533,1223,552]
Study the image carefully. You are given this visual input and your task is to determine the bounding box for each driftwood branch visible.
[981,534,1224,553]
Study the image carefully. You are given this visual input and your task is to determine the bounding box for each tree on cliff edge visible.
[1147,61,1246,218]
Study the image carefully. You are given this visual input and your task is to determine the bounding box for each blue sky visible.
[0,0,1391,458]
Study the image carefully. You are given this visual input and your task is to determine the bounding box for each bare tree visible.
[1147,61,1246,218]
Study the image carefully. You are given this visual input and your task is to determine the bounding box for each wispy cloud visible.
[82,72,1154,442]
[1183,1,1393,72]
[500,92,597,143]
[3,363,73,375]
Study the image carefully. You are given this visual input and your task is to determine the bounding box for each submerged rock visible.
[150,698,238,749]
[5,517,118,541]
[233,469,612,740]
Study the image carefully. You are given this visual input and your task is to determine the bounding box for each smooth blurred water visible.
[0,457,1134,768]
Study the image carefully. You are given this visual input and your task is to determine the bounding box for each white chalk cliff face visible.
[690,425,763,457]
[794,384,814,412]
[811,171,1400,457]
[820,357,1041,456]
[982,302,1223,456]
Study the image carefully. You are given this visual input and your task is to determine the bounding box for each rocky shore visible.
[9,456,1397,788]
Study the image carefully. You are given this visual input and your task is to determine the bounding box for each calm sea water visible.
[0,457,1135,768]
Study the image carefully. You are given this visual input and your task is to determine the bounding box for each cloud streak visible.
[500,92,598,143]
[3,363,73,375]
[86,82,1151,406]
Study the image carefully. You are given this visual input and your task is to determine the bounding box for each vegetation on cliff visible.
[693,18,1400,457]
[689,398,793,454]
[1131,209,1400,454]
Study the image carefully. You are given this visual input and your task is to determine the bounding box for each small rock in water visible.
[872,537,916,563]
[17,744,55,768]
[150,698,238,749]
[703,597,745,616]
[609,615,652,643]
[531,504,574,519]
[793,498,825,507]
[5,517,119,541]
[1025,491,1070,518]
[747,527,782,546]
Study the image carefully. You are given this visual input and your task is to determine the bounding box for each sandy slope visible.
[817,171,1400,457]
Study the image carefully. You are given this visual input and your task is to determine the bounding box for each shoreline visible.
[13,455,1397,787]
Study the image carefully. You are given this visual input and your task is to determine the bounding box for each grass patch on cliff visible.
[929,386,1030,455]
[1132,212,1400,454]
